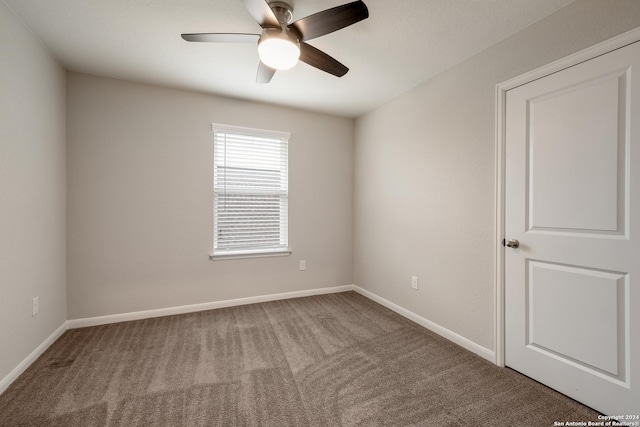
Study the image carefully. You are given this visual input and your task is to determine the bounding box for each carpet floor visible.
[0,291,600,426]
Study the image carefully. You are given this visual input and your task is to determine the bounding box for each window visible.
[212,124,290,259]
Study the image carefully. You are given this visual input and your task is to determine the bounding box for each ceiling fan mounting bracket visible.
[268,1,294,25]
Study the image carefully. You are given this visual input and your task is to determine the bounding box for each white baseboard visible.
[353,286,496,363]
[67,285,495,364]
[67,284,356,329]
[0,321,68,395]
[2,284,494,397]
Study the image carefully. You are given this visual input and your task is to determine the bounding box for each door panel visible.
[505,41,639,415]
[527,260,625,378]
[527,71,624,233]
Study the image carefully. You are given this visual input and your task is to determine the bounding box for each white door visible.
[505,40,640,415]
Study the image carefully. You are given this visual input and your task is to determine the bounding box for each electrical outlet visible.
[32,296,39,317]
[411,276,419,290]
[299,260,306,271]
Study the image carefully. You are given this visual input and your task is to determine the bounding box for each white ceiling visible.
[4,0,575,117]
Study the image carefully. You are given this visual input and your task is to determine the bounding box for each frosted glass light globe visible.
[258,34,300,70]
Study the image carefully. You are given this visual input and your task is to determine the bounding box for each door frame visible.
[494,26,640,368]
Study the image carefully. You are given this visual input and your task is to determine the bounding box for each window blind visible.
[212,124,290,258]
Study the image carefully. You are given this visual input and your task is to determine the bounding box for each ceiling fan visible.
[181,0,369,83]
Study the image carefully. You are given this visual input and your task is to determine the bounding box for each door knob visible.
[505,239,519,248]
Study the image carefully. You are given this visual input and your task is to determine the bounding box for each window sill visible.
[209,249,292,261]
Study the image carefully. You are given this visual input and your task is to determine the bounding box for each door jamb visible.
[494,26,640,367]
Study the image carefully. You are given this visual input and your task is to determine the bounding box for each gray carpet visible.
[0,291,599,426]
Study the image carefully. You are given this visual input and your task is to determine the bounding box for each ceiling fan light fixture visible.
[181,0,369,83]
[258,30,300,70]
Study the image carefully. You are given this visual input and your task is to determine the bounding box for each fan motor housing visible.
[269,1,294,25]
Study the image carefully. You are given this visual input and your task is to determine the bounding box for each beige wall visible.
[0,3,67,383]
[354,0,640,352]
[66,72,354,319]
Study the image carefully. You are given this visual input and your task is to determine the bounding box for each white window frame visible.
[210,123,291,260]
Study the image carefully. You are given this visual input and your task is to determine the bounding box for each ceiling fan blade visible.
[299,43,348,77]
[181,33,260,43]
[241,0,281,29]
[290,0,368,41]
[256,61,277,83]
